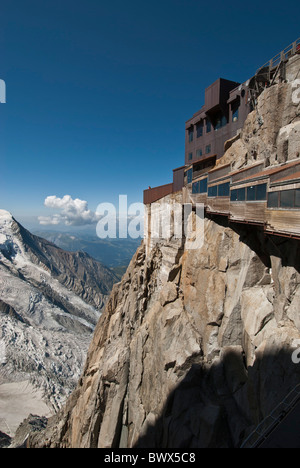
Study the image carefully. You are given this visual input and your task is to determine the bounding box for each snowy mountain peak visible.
[0,212,117,432]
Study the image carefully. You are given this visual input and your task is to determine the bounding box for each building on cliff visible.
[144,37,300,246]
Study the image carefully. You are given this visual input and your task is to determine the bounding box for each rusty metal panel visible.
[143,183,173,205]
[173,166,185,192]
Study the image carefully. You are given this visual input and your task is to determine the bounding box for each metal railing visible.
[256,38,300,74]
[240,383,300,448]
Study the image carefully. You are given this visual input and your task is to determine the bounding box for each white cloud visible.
[38,195,101,226]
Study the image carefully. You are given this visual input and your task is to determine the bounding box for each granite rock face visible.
[28,220,300,448]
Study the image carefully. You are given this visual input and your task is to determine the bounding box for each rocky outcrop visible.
[28,218,300,448]
[216,54,300,171]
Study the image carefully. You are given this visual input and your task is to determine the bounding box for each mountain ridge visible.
[0,210,118,435]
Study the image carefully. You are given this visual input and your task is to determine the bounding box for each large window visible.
[192,178,208,194]
[231,184,266,202]
[246,184,267,201]
[267,189,300,209]
[218,182,230,197]
[208,185,218,197]
[230,187,246,201]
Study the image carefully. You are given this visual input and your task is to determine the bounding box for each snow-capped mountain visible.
[0,210,117,435]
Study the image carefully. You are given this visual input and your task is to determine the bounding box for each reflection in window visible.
[188,127,194,142]
[196,149,202,158]
[206,120,211,133]
[205,144,211,154]
[188,152,193,161]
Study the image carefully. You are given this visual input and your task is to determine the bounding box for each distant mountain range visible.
[33,230,141,278]
[0,210,118,437]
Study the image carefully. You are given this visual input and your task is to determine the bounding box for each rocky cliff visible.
[28,54,300,448]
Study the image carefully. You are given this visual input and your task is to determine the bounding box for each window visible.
[281,190,295,208]
[196,122,203,138]
[208,185,218,197]
[196,149,202,158]
[188,152,193,161]
[206,120,211,133]
[188,127,194,142]
[231,188,245,201]
[268,190,300,209]
[218,182,230,197]
[192,181,199,194]
[230,189,238,202]
[205,144,211,154]
[199,178,208,193]
[215,113,227,130]
[268,192,279,208]
[247,185,256,201]
[256,183,267,201]
[237,188,246,201]
[295,189,300,208]
[232,101,240,122]
[186,168,193,184]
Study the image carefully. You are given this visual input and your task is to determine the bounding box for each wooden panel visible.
[266,210,300,235]
[245,202,266,223]
[230,203,246,220]
[206,197,230,214]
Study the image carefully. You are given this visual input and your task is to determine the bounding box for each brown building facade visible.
[184,78,251,166]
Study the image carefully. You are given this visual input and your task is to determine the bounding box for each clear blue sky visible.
[0,0,299,228]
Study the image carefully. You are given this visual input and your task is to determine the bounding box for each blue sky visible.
[0,0,299,229]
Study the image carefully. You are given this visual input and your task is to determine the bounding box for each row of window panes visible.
[208,182,230,198]
[268,189,300,209]
[230,184,267,202]
[192,178,208,194]
[188,145,211,161]
[188,120,212,142]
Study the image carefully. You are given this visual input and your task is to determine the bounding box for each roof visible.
[271,170,300,184]
[234,160,300,184]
